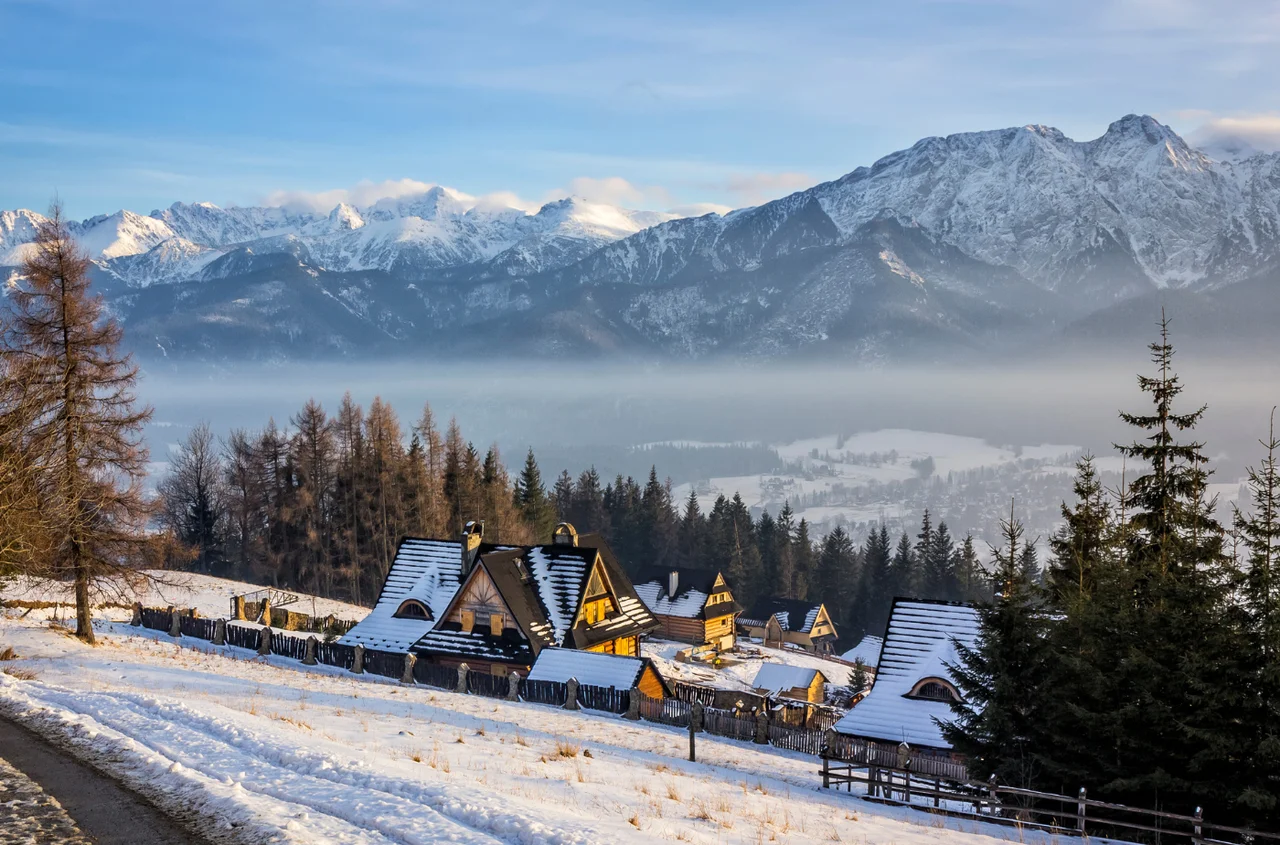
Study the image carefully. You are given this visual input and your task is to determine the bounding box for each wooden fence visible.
[179,616,218,640]
[767,721,825,755]
[411,660,456,690]
[637,693,692,728]
[520,679,567,706]
[577,685,629,714]
[225,624,260,652]
[317,641,356,671]
[269,632,309,661]
[820,756,1279,845]
[362,649,403,678]
[466,670,505,698]
[702,707,756,742]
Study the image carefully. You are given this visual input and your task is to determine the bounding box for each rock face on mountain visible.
[4,115,1279,363]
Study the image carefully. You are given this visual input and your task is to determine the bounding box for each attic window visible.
[394,600,432,620]
[907,677,961,703]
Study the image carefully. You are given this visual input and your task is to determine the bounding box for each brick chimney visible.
[461,521,484,576]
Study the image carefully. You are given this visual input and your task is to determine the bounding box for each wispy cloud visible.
[1188,113,1280,155]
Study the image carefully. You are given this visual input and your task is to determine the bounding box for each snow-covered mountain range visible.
[4,114,1279,363]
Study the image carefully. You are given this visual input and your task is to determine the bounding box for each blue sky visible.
[2,0,1278,219]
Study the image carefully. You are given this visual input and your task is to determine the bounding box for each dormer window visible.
[906,677,961,703]
[394,600,432,620]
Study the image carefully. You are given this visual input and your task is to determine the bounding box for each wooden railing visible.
[820,757,1279,845]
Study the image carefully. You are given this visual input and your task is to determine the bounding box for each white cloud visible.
[669,202,733,217]
[543,176,676,209]
[1188,113,1280,156]
[262,178,449,212]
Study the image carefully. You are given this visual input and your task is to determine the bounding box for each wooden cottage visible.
[410,523,659,676]
[832,598,979,753]
[739,597,838,654]
[338,523,496,653]
[750,663,828,704]
[632,566,742,649]
[526,648,670,699]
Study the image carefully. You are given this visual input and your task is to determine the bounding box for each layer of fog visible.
[138,355,1280,485]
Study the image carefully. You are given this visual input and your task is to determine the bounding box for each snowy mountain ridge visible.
[4,114,1280,362]
[1,188,677,287]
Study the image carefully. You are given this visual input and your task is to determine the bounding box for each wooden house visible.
[739,597,838,654]
[832,598,979,753]
[338,523,497,653]
[632,566,742,649]
[750,663,828,704]
[410,523,659,676]
[526,648,670,699]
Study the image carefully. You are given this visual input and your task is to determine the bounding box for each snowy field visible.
[3,571,366,621]
[0,583,1056,845]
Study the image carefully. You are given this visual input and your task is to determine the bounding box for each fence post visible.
[232,596,246,621]
[988,773,999,817]
[455,663,469,694]
[168,606,181,638]
[303,636,318,666]
[258,626,272,656]
[1077,787,1087,834]
[689,701,703,762]
[624,687,642,720]
[565,678,580,710]
[401,652,416,684]
[1193,806,1203,845]
[130,602,142,626]
[507,671,521,701]
[822,751,829,789]
[213,618,226,646]
[351,644,365,674]
[754,708,769,744]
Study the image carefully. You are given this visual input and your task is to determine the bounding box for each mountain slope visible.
[5,114,1280,363]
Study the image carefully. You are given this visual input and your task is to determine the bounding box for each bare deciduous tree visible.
[3,203,154,642]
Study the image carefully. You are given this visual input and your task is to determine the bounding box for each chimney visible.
[460,520,484,576]
[552,522,578,546]
[668,570,679,599]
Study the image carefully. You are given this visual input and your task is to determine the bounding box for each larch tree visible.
[3,204,153,643]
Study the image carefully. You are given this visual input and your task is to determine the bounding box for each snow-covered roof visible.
[526,648,649,690]
[833,599,979,750]
[632,566,738,620]
[339,539,467,652]
[523,546,592,646]
[841,634,883,667]
[751,663,825,694]
[741,597,826,634]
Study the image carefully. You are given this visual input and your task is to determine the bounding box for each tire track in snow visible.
[2,678,603,845]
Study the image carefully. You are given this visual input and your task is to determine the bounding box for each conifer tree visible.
[677,488,706,568]
[3,206,155,642]
[1047,456,1110,608]
[570,467,607,535]
[943,504,1049,788]
[856,522,893,632]
[890,531,917,598]
[813,526,856,625]
[515,448,556,540]
[1231,411,1280,820]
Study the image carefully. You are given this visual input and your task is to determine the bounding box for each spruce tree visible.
[1047,456,1110,608]
[890,531,917,598]
[515,448,556,540]
[943,505,1049,788]
[1231,411,1280,821]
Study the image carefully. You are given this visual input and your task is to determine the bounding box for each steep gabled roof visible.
[832,598,980,750]
[408,533,658,662]
[740,596,827,634]
[340,538,506,652]
[632,565,742,620]
[841,634,884,667]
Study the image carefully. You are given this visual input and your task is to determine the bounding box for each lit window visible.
[490,613,504,636]
[460,610,475,633]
